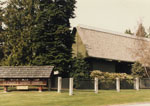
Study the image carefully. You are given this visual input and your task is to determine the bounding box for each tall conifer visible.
[1,0,76,77]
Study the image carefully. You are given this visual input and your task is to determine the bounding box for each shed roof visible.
[0,66,54,78]
[76,25,150,62]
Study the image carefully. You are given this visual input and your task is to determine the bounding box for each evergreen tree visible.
[136,23,146,37]
[1,0,37,65]
[71,57,90,80]
[0,2,4,61]
[31,0,76,77]
[125,29,133,35]
[70,56,90,88]
[1,0,76,77]
[0,1,4,31]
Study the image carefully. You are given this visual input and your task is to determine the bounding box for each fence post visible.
[69,78,73,96]
[94,77,98,94]
[58,77,62,93]
[135,77,139,91]
[116,78,120,92]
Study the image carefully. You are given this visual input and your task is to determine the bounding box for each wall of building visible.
[88,58,132,73]
[115,62,132,74]
[88,58,116,72]
[72,32,87,57]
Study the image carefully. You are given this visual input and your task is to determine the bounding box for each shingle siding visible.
[75,25,150,62]
[0,66,54,78]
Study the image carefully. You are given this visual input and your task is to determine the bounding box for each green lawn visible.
[0,89,150,106]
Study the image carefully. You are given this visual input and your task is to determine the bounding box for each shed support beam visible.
[4,86,8,93]
[48,78,51,91]
[39,86,42,92]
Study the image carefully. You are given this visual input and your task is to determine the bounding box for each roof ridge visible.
[78,24,150,41]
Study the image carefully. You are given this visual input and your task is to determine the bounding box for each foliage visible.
[71,57,90,79]
[0,2,4,62]
[90,70,134,89]
[90,70,133,80]
[0,0,76,77]
[131,23,150,78]
[70,56,90,88]
[0,0,36,65]
[136,23,146,37]
[127,23,150,78]
[125,29,134,35]
[124,23,150,37]
[131,62,148,78]
[146,27,150,38]
[0,6,2,31]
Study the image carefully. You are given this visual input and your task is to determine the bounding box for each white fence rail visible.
[52,77,144,95]
[51,77,150,95]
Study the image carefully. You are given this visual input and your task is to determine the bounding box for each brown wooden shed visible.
[0,66,54,92]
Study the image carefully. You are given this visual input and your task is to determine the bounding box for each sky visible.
[1,0,150,33]
[70,0,150,33]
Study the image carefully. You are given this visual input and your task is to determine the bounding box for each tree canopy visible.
[125,29,133,35]
[0,0,76,77]
[131,23,150,78]
[136,23,146,37]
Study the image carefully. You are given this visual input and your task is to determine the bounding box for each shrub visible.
[90,70,134,89]
[131,62,147,78]
[90,70,133,80]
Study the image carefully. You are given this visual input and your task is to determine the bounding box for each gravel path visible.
[110,103,150,106]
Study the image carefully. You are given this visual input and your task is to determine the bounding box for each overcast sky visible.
[70,0,150,33]
[2,0,150,33]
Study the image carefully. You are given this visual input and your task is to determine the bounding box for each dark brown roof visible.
[0,66,54,78]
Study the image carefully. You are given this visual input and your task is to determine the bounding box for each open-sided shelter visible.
[0,66,54,92]
[72,25,150,73]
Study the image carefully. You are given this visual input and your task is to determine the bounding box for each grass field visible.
[0,89,150,106]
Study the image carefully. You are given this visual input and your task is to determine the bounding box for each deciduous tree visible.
[131,23,150,78]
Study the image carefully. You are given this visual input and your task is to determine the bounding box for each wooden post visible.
[48,78,51,91]
[4,86,8,93]
[116,78,120,92]
[39,86,42,92]
[58,77,62,93]
[135,77,139,91]
[94,77,98,94]
[69,78,73,96]
[134,78,137,89]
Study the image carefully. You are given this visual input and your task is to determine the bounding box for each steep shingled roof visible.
[76,25,150,62]
[0,66,54,78]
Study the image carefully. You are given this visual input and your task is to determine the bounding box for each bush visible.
[131,62,147,78]
[90,70,133,80]
[90,70,134,89]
